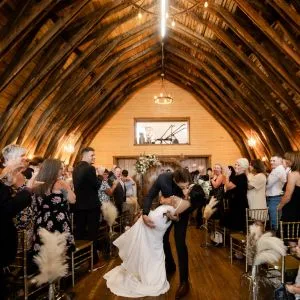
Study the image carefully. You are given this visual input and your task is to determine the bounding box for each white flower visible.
[135,154,160,174]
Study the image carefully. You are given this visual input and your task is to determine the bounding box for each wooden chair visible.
[9,230,46,299]
[71,240,93,287]
[271,221,300,283]
[230,208,268,272]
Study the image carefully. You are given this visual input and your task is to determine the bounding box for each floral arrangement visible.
[198,178,211,199]
[135,154,160,174]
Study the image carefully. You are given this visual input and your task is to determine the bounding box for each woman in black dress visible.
[278,151,300,222]
[32,159,76,254]
[224,158,249,232]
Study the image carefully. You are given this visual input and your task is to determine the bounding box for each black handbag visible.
[274,284,295,300]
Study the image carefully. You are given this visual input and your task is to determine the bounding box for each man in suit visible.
[111,167,126,216]
[142,168,192,300]
[73,147,102,267]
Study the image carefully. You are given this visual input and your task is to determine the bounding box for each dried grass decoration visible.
[32,228,68,286]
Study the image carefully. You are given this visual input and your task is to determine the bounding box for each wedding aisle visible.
[71,225,243,300]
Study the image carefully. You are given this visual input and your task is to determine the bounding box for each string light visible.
[247,131,257,148]
[171,19,175,27]
[137,11,142,19]
[204,1,208,8]
[63,144,75,153]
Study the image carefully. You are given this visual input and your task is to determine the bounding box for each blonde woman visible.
[247,159,267,210]
[224,158,249,231]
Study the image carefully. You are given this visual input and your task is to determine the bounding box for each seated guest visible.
[0,145,32,299]
[32,159,76,254]
[224,158,249,232]
[278,151,300,222]
[247,159,267,210]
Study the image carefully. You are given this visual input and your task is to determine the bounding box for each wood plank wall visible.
[91,80,241,169]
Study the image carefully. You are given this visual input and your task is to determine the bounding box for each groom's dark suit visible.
[143,172,192,283]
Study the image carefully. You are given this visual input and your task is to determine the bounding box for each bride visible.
[104,187,200,298]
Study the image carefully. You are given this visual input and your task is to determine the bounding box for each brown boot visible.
[175,281,190,299]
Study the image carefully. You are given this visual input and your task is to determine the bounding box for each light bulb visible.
[247,137,256,148]
[138,11,142,19]
[171,20,175,27]
[204,1,208,8]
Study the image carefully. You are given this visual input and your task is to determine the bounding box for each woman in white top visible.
[247,159,267,209]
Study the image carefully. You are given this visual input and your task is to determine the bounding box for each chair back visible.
[246,208,269,234]
[279,221,300,243]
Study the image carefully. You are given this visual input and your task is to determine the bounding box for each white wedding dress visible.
[104,204,176,298]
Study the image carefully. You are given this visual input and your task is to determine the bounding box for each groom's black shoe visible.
[175,281,190,299]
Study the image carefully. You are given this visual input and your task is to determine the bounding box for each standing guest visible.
[97,168,118,203]
[210,164,225,217]
[247,159,267,210]
[32,159,76,254]
[121,169,138,213]
[122,169,136,198]
[283,152,293,176]
[142,168,193,299]
[1,145,35,246]
[0,145,32,299]
[266,154,286,230]
[112,167,126,216]
[278,152,300,222]
[224,158,249,232]
[73,147,103,267]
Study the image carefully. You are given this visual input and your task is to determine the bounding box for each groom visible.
[142,168,192,299]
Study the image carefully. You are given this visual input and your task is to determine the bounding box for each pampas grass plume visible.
[101,201,118,231]
[254,232,286,266]
[32,229,68,286]
[203,196,218,220]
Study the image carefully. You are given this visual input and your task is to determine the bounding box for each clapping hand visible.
[224,167,231,177]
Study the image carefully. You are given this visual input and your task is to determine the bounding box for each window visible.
[134,118,190,145]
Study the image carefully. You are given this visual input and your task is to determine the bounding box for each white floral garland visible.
[135,154,160,174]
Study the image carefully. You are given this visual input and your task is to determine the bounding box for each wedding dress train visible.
[104,204,176,298]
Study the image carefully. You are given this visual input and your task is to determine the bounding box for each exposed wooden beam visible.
[28,47,161,154]
[234,0,300,66]
[0,0,59,58]
[168,22,300,125]
[0,0,92,93]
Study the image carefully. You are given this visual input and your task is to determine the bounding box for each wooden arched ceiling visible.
[0,0,299,163]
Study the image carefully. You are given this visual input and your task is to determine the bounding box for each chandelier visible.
[154,73,173,105]
[154,43,173,105]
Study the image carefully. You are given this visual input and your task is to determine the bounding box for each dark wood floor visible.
[72,226,243,300]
